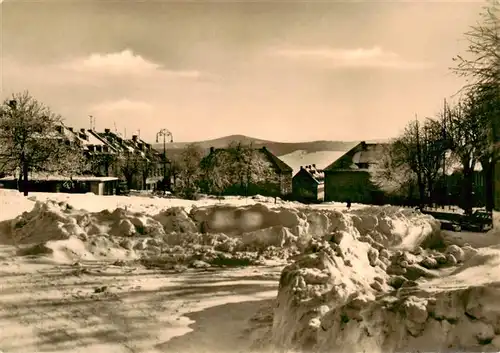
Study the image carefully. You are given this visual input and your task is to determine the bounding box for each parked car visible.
[460,210,493,232]
[440,220,462,232]
[116,181,130,196]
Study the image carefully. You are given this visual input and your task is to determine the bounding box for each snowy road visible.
[0,258,281,353]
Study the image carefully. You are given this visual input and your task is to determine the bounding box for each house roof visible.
[279,150,349,175]
[295,164,325,184]
[323,141,364,171]
[324,142,389,172]
[203,146,293,173]
[352,143,388,165]
[260,147,293,173]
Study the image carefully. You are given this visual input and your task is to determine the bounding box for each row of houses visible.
[213,141,490,207]
[0,126,169,195]
[198,141,388,204]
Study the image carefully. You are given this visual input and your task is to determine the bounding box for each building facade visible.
[200,146,293,197]
[292,164,325,203]
[323,142,388,204]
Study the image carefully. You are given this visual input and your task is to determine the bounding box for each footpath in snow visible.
[1,189,500,353]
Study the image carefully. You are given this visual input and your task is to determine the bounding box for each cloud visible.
[87,99,158,129]
[89,99,154,114]
[62,49,204,79]
[270,46,432,70]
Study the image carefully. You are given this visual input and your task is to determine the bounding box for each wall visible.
[292,171,319,202]
[494,161,500,230]
[324,170,382,204]
[89,181,102,195]
[201,149,289,197]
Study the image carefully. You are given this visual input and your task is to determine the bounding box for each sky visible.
[0,0,488,143]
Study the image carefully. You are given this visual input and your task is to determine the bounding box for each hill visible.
[154,134,390,171]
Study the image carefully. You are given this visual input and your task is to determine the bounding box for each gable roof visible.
[260,147,293,173]
[203,146,293,173]
[294,164,325,184]
[324,142,390,172]
[352,143,388,165]
[323,141,364,171]
[279,150,351,175]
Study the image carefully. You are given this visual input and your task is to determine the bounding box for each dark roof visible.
[260,147,293,173]
[323,141,364,171]
[202,146,293,173]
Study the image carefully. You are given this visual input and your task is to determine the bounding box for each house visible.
[323,141,388,205]
[57,126,118,177]
[0,173,120,196]
[93,129,168,191]
[57,126,166,191]
[200,146,293,197]
[126,134,165,190]
[292,164,325,203]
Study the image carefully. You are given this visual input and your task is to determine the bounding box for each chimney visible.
[300,166,304,170]
[104,128,111,134]
[132,135,138,142]
[80,128,86,133]
[312,164,316,168]
[68,127,74,132]
[138,143,144,150]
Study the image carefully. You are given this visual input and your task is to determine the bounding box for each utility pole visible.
[156,129,173,192]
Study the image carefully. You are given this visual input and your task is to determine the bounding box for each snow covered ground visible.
[1,189,500,353]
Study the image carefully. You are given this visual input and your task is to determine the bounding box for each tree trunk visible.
[481,159,494,212]
[417,170,425,209]
[462,165,474,215]
[23,160,29,197]
[426,175,434,207]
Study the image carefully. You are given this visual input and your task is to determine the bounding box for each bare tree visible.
[176,143,204,199]
[371,143,418,203]
[118,152,142,190]
[85,153,118,177]
[420,118,451,205]
[447,98,487,214]
[201,141,274,197]
[380,117,448,208]
[0,92,86,196]
[452,0,500,211]
[470,85,500,210]
[452,0,500,90]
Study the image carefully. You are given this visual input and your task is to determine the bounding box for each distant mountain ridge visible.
[154,134,390,164]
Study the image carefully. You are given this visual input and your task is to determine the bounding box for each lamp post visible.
[155,129,173,192]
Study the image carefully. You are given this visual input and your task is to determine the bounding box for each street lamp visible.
[155,129,173,192]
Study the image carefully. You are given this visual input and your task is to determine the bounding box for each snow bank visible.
[0,194,435,271]
[270,206,500,353]
[0,200,302,265]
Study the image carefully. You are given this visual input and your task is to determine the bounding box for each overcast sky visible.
[0,0,486,143]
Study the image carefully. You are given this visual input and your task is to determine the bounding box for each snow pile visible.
[270,206,500,353]
[0,201,304,266]
[0,199,436,272]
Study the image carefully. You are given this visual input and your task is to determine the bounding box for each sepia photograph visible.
[0,0,499,352]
